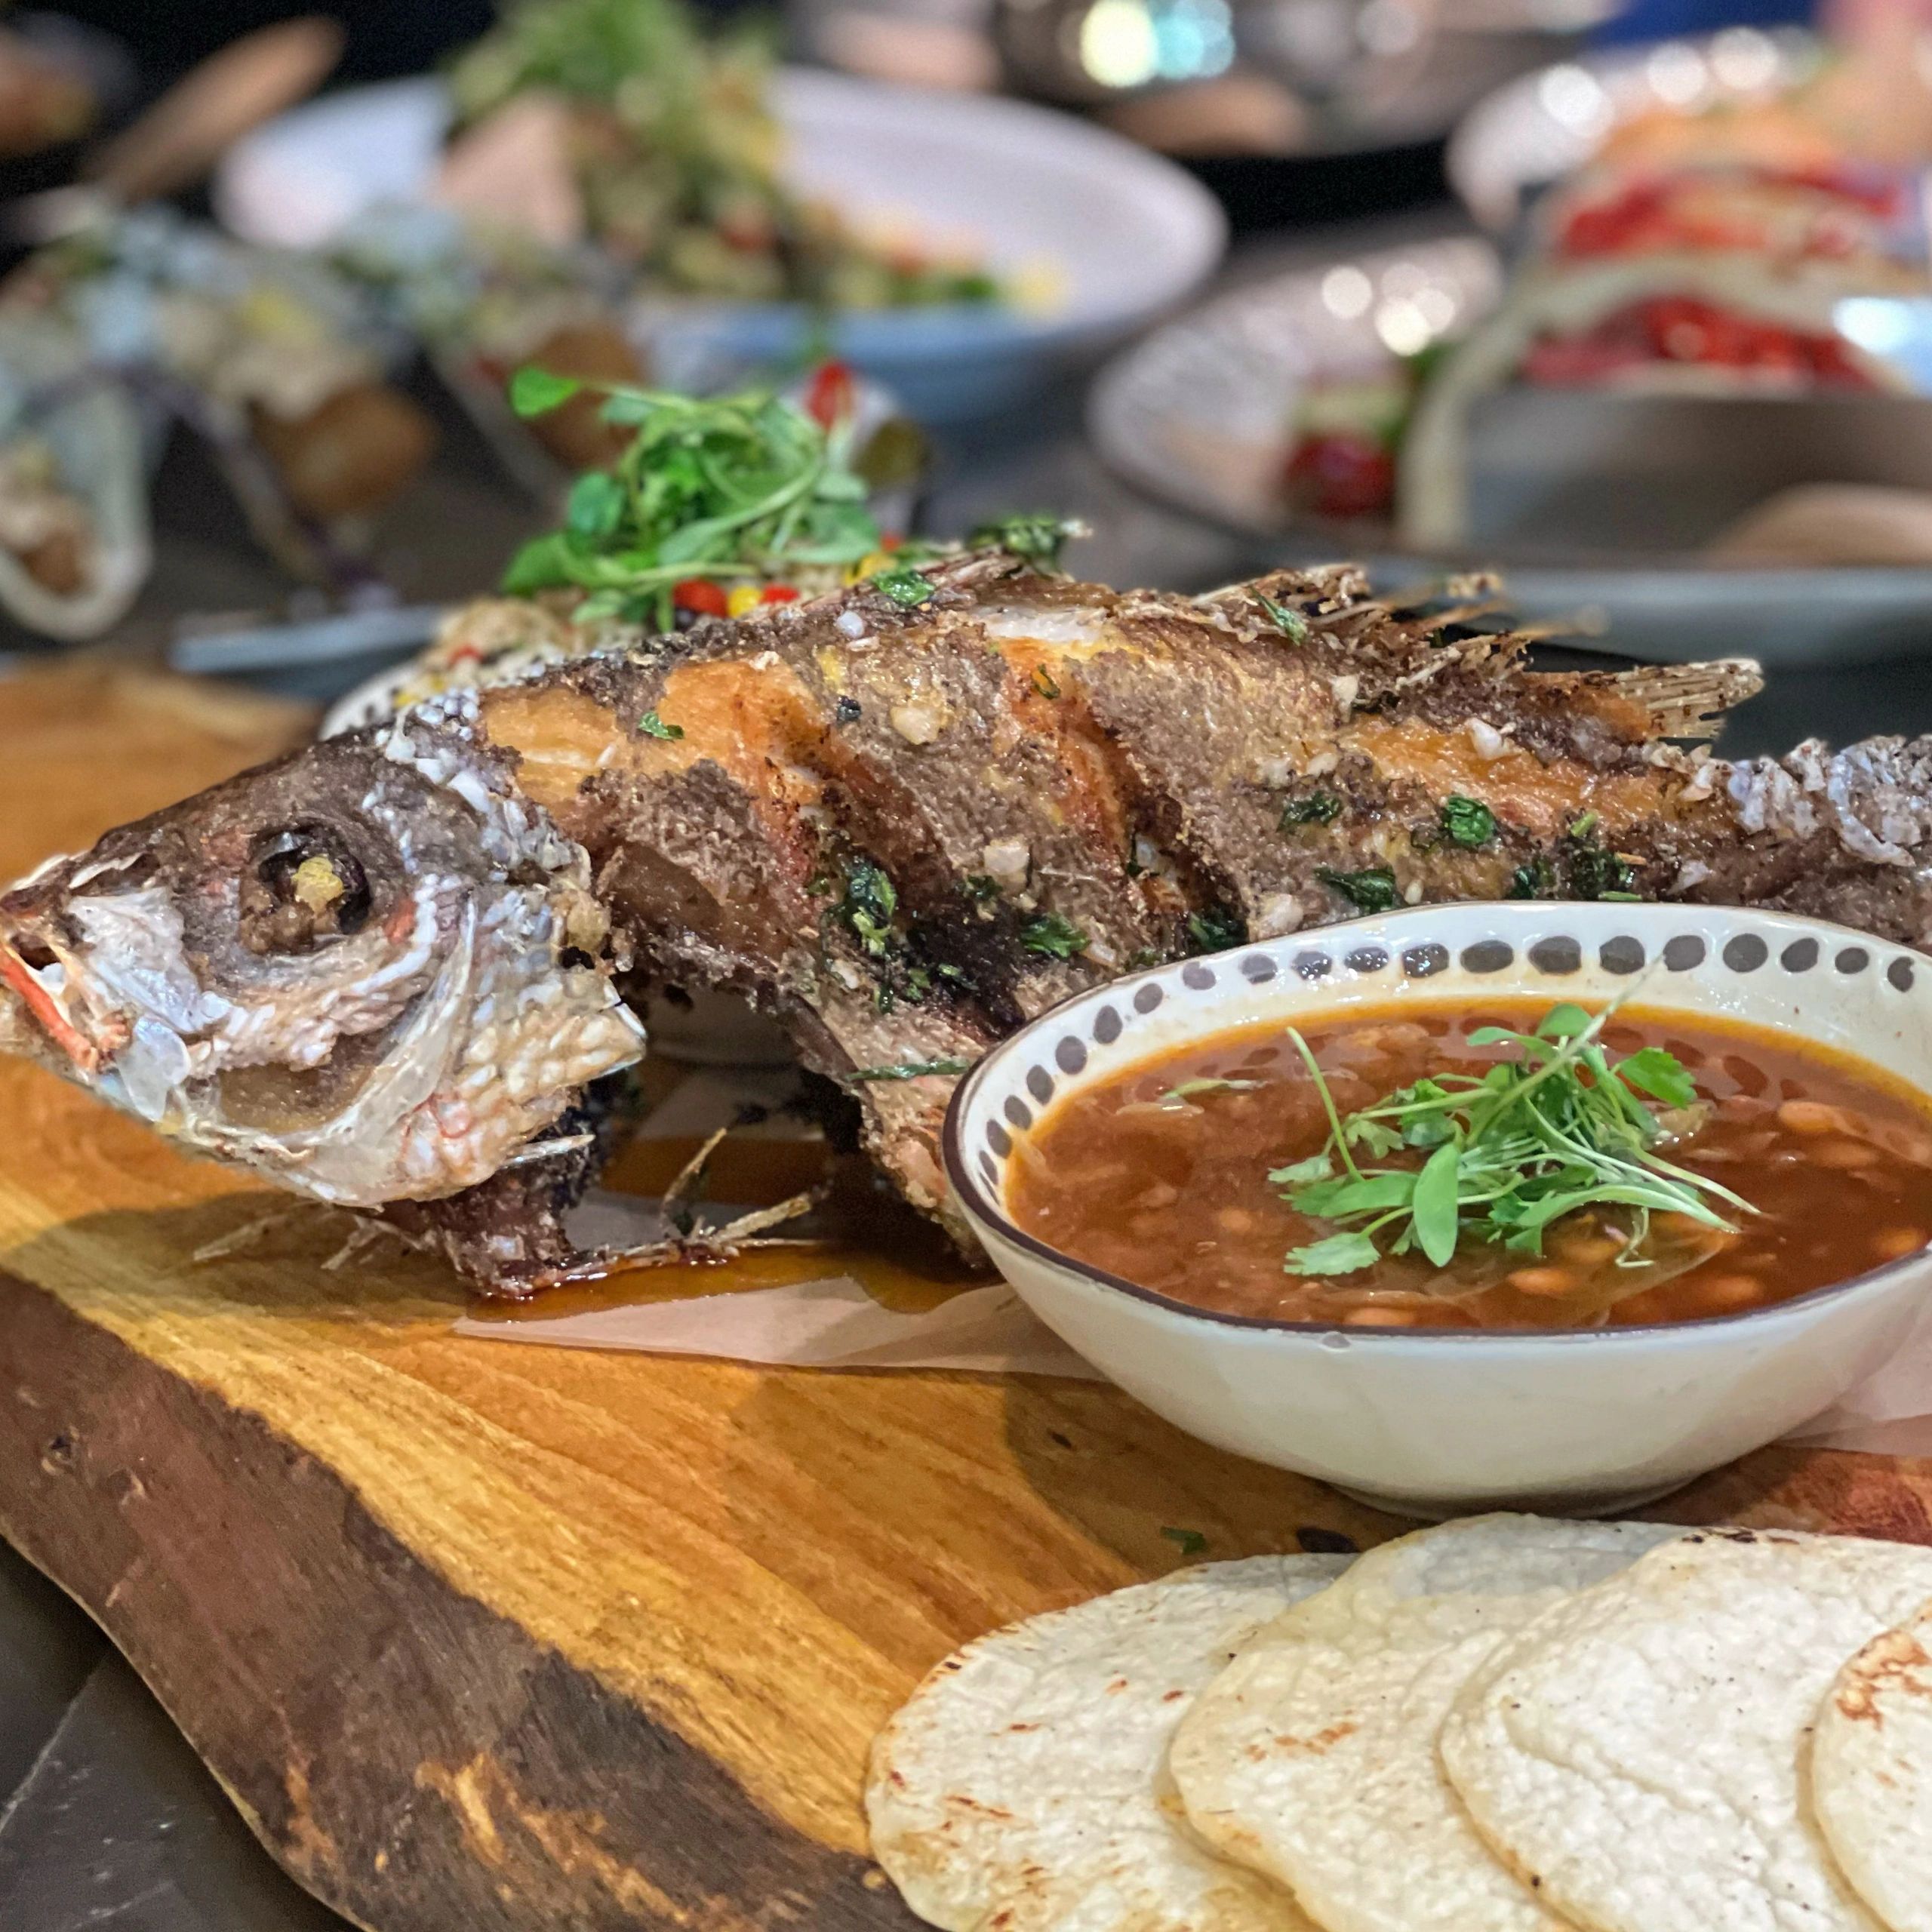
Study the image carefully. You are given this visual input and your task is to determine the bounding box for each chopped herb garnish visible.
[964,874,1001,903]
[969,514,1079,572]
[1275,1001,1753,1278]
[1160,1527,1209,1556]
[1031,665,1061,700]
[1020,912,1088,959]
[1561,815,1644,900]
[1318,866,1401,913]
[1441,795,1497,849]
[1259,594,1309,641]
[1281,792,1343,829]
[1508,858,1554,900]
[840,860,898,955]
[638,709,684,740]
[872,566,935,608]
[1568,844,1640,900]
[1188,908,1244,953]
[849,1057,974,1082]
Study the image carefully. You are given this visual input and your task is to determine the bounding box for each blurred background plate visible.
[213,68,1227,423]
[1446,22,1817,229]
[986,0,1620,232]
[1088,232,1932,665]
[1087,232,1500,528]
[0,8,139,209]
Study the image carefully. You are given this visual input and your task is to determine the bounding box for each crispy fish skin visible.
[8,548,1932,1294]
[454,555,1767,1277]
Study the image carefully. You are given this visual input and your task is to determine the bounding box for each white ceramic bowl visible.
[943,903,1932,1518]
[212,71,1225,425]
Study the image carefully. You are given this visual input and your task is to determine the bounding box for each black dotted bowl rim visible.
[941,902,1932,1346]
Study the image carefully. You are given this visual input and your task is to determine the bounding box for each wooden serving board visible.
[5,666,1932,1932]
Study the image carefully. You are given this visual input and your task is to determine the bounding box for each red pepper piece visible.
[672,578,730,618]
[803,360,857,430]
[1283,434,1396,521]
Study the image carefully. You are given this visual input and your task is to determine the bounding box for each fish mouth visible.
[0,897,129,1081]
[0,938,105,1073]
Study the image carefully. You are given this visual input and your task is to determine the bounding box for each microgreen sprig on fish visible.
[1275,1001,1755,1278]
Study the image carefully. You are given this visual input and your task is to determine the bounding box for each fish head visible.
[0,693,645,1206]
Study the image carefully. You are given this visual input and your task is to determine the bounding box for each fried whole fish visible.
[8,546,1932,1294]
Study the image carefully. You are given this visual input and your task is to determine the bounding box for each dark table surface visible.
[6,216,1932,1931]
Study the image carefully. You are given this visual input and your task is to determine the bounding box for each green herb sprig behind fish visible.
[501,367,1081,632]
[502,374,883,629]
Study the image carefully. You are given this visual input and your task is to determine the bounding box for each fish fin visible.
[377,1072,643,1294]
[1601,657,1764,740]
[503,1186,832,1291]
[1232,570,1760,745]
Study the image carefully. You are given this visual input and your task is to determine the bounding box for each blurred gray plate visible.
[214,72,1226,427]
[1445,24,1820,229]
[1088,237,1932,666]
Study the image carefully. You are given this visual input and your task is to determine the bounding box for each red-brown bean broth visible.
[1003,1000,1932,1331]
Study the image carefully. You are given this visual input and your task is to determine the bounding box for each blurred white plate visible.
[214,69,1226,423]
[1088,236,1932,666]
[1089,234,1503,531]
[1446,25,1819,229]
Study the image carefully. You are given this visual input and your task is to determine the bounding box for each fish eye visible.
[240,826,373,955]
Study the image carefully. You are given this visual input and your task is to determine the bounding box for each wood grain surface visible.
[2,666,1930,1932]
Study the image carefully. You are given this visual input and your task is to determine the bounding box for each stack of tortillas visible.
[865,1515,1932,1931]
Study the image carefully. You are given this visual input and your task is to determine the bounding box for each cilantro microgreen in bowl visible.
[943,903,1932,1512]
[1275,1001,1754,1281]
